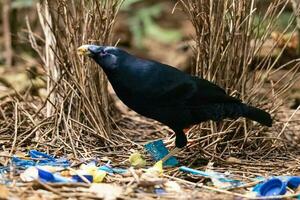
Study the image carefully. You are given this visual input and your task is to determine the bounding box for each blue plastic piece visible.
[112,168,127,174]
[180,166,212,177]
[252,181,264,193]
[98,165,114,174]
[258,178,287,197]
[12,150,69,169]
[155,188,166,195]
[144,140,179,167]
[38,168,55,182]
[98,164,127,174]
[253,176,300,198]
[0,167,10,185]
[38,167,94,183]
[29,150,56,160]
[179,166,243,188]
[37,168,71,183]
[0,167,8,175]
[72,175,93,183]
[12,157,36,168]
[287,176,300,189]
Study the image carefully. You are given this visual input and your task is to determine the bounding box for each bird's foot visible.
[160,147,182,163]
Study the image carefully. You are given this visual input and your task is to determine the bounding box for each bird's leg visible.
[161,129,187,163]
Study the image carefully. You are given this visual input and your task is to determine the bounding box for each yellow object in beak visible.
[77,45,91,56]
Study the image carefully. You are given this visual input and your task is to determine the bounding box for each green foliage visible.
[121,0,143,10]
[11,0,37,9]
[122,1,182,48]
[253,11,296,37]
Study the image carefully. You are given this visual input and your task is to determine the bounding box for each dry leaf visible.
[129,152,146,168]
[226,157,242,164]
[144,160,163,177]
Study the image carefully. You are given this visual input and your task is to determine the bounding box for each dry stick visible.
[228,180,262,191]
[18,120,52,146]
[35,180,63,196]
[64,92,78,159]
[63,113,78,159]
[276,105,300,140]
[67,167,92,185]
[5,102,18,166]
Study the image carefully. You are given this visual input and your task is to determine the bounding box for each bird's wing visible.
[188,76,240,105]
[139,63,240,106]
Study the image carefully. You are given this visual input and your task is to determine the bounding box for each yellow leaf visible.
[145,160,163,176]
[78,163,107,183]
[129,152,146,168]
[93,170,107,183]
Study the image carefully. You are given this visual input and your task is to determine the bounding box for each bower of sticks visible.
[1,0,300,199]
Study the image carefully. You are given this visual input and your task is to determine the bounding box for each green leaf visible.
[121,0,144,10]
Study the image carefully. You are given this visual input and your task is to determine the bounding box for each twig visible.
[276,105,300,140]
[5,102,18,165]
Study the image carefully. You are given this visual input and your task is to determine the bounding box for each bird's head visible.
[77,45,124,71]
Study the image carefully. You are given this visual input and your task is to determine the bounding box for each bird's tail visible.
[243,105,272,127]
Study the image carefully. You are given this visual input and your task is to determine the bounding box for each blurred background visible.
[0,0,299,107]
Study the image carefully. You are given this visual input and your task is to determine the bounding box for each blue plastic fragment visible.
[252,182,264,193]
[257,178,286,197]
[98,165,114,174]
[29,150,55,160]
[144,140,179,167]
[253,176,300,197]
[112,168,127,174]
[12,157,36,168]
[12,150,69,169]
[179,166,243,188]
[155,188,166,195]
[287,176,300,189]
[0,167,8,176]
[38,168,55,182]
[98,164,127,174]
[72,175,93,183]
[0,167,10,185]
[37,168,72,183]
[179,166,212,177]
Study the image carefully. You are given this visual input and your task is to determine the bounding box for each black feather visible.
[86,45,272,148]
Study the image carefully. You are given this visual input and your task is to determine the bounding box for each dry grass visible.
[24,0,124,158]
[0,0,299,175]
[179,0,300,158]
[0,0,298,164]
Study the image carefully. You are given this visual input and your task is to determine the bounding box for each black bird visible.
[78,45,272,161]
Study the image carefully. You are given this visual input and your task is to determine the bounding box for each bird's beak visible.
[77,45,92,56]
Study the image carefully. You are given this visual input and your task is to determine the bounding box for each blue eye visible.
[100,50,107,56]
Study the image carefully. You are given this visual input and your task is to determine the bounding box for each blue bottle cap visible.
[287,176,300,189]
[258,178,286,197]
